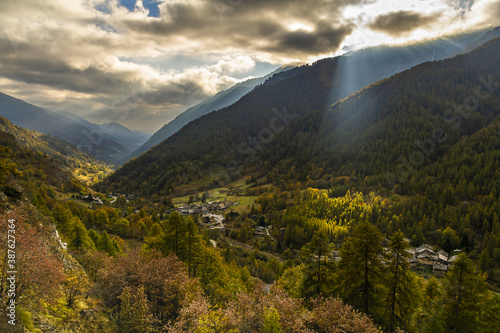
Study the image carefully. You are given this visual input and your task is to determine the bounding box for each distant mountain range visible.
[98,30,500,197]
[0,92,149,163]
[119,27,500,166]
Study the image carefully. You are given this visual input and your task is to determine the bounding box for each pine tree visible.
[94,209,109,225]
[98,231,116,256]
[185,216,202,277]
[149,222,162,237]
[52,204,73,234]
[88,228,100,245]
[301,230,334,297]
[383,231,419,333]
[480,295,500,333]
[441,253,488,332]
[167,212,187,258]
[337,220,383,317]
[69,217,95,251]
[145,212,189,259]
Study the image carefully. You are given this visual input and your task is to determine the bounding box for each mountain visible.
[0,93,149,163]
[0,116,95,168]
[0,116,111,188]
[0,124,83,195]
[120,28,500,166]
[456,26,500,55]
[99,122,150,152]
[98,29,496,195]
[120,66,290,164]
[256,37,500,187]
[98,33,500,197]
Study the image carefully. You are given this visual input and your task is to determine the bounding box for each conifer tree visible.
[185,216,202,277]
[301,230,334,297]
[88,228,100,245]
[166,212,187,258]
[480,295,500,333]
[383,231,419,333]
[149,222,162,237]
[98,231,117,256]
[52,204,73,234]
[337,220,383,317]
[69,217,95,251]
[441,253,488,332]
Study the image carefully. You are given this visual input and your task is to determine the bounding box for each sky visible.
[0,0,498,134]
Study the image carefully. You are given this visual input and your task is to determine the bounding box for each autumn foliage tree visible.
[95,249,202,328]
[117,286,153,333]
[178,284,381,333]
[0,208,64,312]
[63,268,89,308]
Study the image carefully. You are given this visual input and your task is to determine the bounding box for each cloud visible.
[117,0,357,62]
[258,20,354,56]
[0,0,495,133]
[368,10,442,37]
[483,0,500,25]
[451,0,475,11]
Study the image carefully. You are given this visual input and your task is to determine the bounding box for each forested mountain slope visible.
[0,116,99,169]
[122,29,500,165]
[99,35,500,197]
[0,128,82,198]
[257,37,500,187]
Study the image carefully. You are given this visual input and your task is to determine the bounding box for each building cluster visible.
[323,244,459,278]
[201,213,225,229]
[254,225,272,237]
[174,200,239,215]
[109,193,136,201]
[407,244,459,277]
[73,193,104,206]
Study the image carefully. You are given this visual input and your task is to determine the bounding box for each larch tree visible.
[337,220,384,318]
[383,230,420,333]
[69,217,95,252]
[97,231,117,256]
[165,212,187,258]
[300,230,334,298]
[441,253,488,333]
[185,216,202,277]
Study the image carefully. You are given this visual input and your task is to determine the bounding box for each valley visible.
[1,3,500,332]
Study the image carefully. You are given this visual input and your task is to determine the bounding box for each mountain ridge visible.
[97,33,500,196]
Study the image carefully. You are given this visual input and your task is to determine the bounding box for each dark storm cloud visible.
[119,0,359,59]
[368,10,442,37]
[268,22,354,55]
[144,81,209,106]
